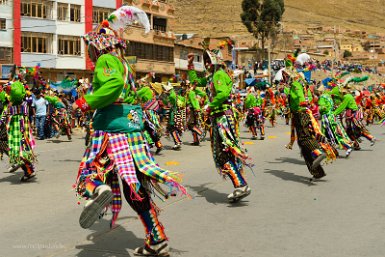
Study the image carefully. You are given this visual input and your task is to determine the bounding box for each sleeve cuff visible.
[299,101,309,107]
[76,97,91,112]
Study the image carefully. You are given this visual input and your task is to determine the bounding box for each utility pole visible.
[332,25,337,78]
[268,44,271,84]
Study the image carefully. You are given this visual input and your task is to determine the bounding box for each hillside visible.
[168,0,385,37]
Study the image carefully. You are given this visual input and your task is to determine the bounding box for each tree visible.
[241,0,285,58]
[343,50,352,58]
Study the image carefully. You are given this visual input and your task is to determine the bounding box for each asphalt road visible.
[0,120,384,257]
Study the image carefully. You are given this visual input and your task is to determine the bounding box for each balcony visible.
[135,59,174,74]
[153,30,175,41]
[174,58,204,72]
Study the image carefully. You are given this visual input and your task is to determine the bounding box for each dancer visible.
[1,78,36,180]
[73,8,187,256]
[286,75,330,180]
[45,94,72,140]
[266,88,277,127]
[244,87,265,140]
[137,84,164,154]
[331,86,376,150]
[318,91,353,157]
[188,44,251,202]
[187,82,205,146]
[164,85,186,150]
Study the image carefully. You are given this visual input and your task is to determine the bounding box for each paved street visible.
[1,121,384,257]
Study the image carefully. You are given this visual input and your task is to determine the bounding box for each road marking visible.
[165,161,180,166]
[244,141,255,145]
[285,132,291,135]
[268,136,277,139]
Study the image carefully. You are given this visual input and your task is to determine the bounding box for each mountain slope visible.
[168,0,385,36]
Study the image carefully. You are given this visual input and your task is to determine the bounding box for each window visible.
[57,3,68,21]
[153,16,167,32]
[21,0,53,19]
[0,18,5,30]
[58,35,81,56]
[92,7,113,24]
[21,32,52,53]
[0,47,12,63]
[125,42,173,62]
[179,48,188,60]
[70,4,80,22]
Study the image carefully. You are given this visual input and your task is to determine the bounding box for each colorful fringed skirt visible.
[168,107,186,134]
[187,108,201,130]
[245,108,264,128]
[292,110,336,176]
[4,104,36,165]
[210,108,250,179]
[0,120,8,157]
[52,108,71,134]
[321,113,353,150]
[143,110,162,145]
[76,130,186,225]
[345,109,374,141]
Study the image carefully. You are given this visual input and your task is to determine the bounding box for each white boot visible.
[7,164,20,173]
[172,144,181,150]
[370,138,376,146]
[134,240,170,257]
[79,185,113,229]
[345,148,352,157]
[227,185,251,203]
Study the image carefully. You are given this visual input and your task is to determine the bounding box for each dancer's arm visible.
[209,70,232,109]
[188,90,200,111]
[76,54,124,111]
[333,95,353,116]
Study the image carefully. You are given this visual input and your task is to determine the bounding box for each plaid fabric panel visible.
[143,99,160,111]
[107,133,139,186]
[77,130,187,205]
[8,103,29,116]
[85,130,105,167]
[110,173,122,226]
[8,115,22,164]
[126,132,187,196]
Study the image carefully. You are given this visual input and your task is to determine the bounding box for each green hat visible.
[9,81,26,105]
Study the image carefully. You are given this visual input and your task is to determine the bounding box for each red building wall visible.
[85,0,93,70]
[13,0,21,66]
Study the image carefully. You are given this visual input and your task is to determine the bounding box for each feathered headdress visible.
[82,6,150,52]
[200,38,225,66]
[108,6,151,34]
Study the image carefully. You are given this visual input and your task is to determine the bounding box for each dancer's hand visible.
[187,53,195,65]
[204,106,211,116]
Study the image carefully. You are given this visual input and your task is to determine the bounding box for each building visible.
[5,0,178,83]
[16,0,97,81]
[351,43,364,53]
[123,0,176,82]
[340,42,353,52]
[363,34,385,53]
[174,34,204,78]
[0,0,14,82]
[236,49,257,69]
